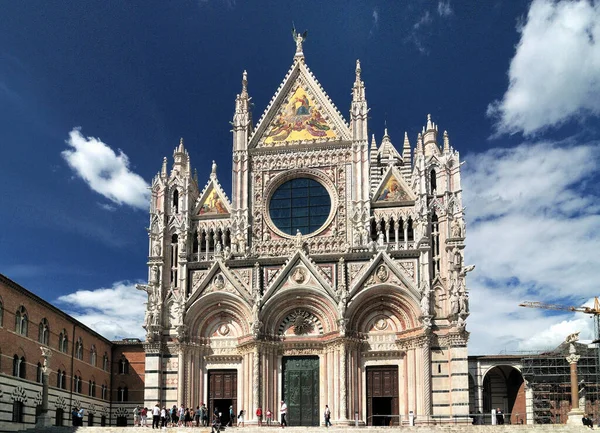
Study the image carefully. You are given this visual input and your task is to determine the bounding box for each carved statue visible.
[420,290,430,316]
[451,218,463,238]
[353,230,361,246]
[338,291,348,317]
[377,231,385,247]
[450,289,459,319]
[152,238,161,256]
[291,26,308,54]
[565,332,580,344]
[459,291,469,315]
[362,228,370,246]
[150,265,159,285]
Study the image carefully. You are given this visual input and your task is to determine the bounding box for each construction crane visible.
[520,297,600,380]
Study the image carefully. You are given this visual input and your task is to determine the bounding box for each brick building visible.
[0,274,144,432]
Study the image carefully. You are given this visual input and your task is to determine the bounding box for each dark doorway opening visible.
[366,366,399,426]
[213,399,233,426]
[116,416,127,426]
[208,369,237,427]
[282,356,320,426]
[372,397,392,426]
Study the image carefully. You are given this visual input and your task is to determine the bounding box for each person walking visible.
[496,408,504,425]
[141,407,148,427]
[152,403,160,429]
[280,401,288,428]
[201,403,208,426]
[324,405,331,427]
[133,405,140,427]
[238,409,245,427]
[228,405,235,427]
[161,406,167,428]
[256,406,263,426]
[266,409,272,426]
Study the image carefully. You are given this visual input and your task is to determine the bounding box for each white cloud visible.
[56,281,147,340]
[488,0,600,136]
[462,139,600,354]
[372,9,379,26]
[437,1,453,17]
[413,11,432,30]
[62,128,150,210]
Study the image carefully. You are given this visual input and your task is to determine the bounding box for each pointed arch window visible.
[103,353,109,371]
[13,355,26,379]
[101,383,107,400]
[73,375,82,393]
[431,213,440,275]
[117,386,129,402]
[15,306,28,336]
[170,234,178,286]
[38,318,50,345]
[58,330,68,353]
[430,168,437,193]
[118,356,130,374]
[75,337,83,360]
[89,379,96,397]
[172,189,179,213]
[90,345,97,366]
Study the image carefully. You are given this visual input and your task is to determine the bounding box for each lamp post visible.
[36,347,53,427]
[565,333,584,425]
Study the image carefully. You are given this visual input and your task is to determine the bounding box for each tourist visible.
[324,405,331,427]
[266,408,272,426]
[195,406,202,427]
[152,403,160,429]
[201,403,208,426]
[134,405,140,427]
[211,411,222,433]
[178,404,185,427]
[280,401,288,428]
[256,406,263,426]
[77,407,84,426]
[71,407,78,426]
[228,405,234,427]
[496,408,504,425]
[171,405,178,426]
[141,407,148,427]
[583,414,593,428]
[238,409,245,427]
[161,406,167,428]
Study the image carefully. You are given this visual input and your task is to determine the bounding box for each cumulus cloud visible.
[437,1,453,17]
[56,281,147,340]
[62,128,150,210]
[462,139,600,354]
[488,0,600,136]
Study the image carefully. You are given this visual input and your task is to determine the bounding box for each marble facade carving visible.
[141,40,472,425]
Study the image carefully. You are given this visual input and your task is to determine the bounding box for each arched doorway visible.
[483,366,525,424]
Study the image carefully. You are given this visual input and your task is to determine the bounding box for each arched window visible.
[103,353,109,371]
[59,330,68,353]
[170,234,179,286]
[15,306,28,336]
[73,375,82,393]
[75,337,83,360]
[38,318,50,345]
[56,369,62,388]
[172,189,179,213]
[430,168,437,193]
[118,357,130,374]
[431,213,440,274]
[117,386,129,402]
[90,345,97,366]
[101,383,107,400]
[37,362,43,383]
[13,355,26,379]
[407,217,414,241]
[89,379,96,397]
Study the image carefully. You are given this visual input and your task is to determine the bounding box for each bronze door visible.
[208,369,237,425]
[282,356,320,426]
[366,366,399,426]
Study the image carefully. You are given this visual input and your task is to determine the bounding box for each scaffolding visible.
[522,342,599,424]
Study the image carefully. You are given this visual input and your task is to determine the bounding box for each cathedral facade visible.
[140,39,472,426]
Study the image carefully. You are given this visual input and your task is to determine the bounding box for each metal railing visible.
[364,412,515,426]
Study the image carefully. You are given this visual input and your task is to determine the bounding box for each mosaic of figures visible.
[198,187,228,215]
[264,87,336,145]
[376,175,410,202]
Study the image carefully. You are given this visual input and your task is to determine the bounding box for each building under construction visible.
[522,342,599,424]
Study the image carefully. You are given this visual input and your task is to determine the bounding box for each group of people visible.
[70,407,85,426]
[133,403,211,428]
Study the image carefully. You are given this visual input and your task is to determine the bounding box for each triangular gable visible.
[348,252,419,300]
[262,250,336,304]
[194,180,231,217]
[372,166,416,204]
[186,260,251,308]
[250,61,351,148]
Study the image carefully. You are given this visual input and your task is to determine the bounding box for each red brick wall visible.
[0,275,112,401]
[112,343,146,403]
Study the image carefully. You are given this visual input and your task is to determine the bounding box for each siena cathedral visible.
[138,37,473,426]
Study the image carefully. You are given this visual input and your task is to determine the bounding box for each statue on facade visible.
[450,289,459,319]
[292,26,307,55]
[337,289,348,318]
[150,265,159,285]
[152,237,161,256]
[420,289,431,316]
[451,218,463,238]
[459,290,469,315]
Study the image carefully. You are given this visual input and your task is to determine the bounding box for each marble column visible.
[566,350,584,425]
[253,346,260,422]
[421,340,432,416]
[36,347,53,427]
[178,345,186,405]
[339,342,348,421]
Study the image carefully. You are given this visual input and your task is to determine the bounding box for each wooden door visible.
[366,366,399,425]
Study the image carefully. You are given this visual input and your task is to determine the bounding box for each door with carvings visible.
[282,356,320,426]
[366,366,399,426]
[208,369,237,426]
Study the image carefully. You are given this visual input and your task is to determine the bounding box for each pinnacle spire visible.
[443,130,450,153]
[370,134,377,149]
[241,70,248,98]
[355,59,361,81]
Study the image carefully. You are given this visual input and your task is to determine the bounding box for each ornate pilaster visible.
[339,342,348,421]
[421,336,432,416]
[253,346,261,419]
[177,344,187,406]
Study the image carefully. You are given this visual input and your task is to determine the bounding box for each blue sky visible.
[1,1,599,354]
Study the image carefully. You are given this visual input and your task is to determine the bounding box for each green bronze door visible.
[282,356,320,426]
